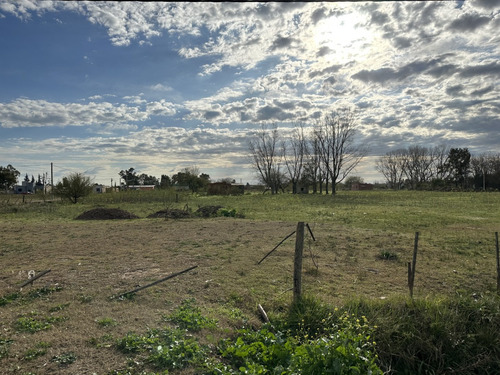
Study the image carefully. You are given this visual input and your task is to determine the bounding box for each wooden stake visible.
[495,232,499,295]
[257,230,296,265]
[293,222,305,302]
[408,232,419,298]
[258,304,270,323]
[19,269,51,289]
[114,265,198,299]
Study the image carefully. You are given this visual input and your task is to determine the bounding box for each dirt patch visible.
[147,208,191,219]
[147,205,223,219]
[195,205,223,218]
[75,208,140,220]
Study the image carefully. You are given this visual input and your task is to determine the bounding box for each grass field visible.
[1,190,499,374]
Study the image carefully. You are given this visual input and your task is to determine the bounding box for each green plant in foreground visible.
[116,328,205,371]
[0,292,20,306]
[164,298,217,332]
[213,313,381,375]
[15,314,67,333]
[51,351,77,366]
[0,337,13,359]
[97,317,118,327]
[23,341,51,361]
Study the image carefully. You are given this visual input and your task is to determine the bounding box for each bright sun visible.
[314,12,371,61]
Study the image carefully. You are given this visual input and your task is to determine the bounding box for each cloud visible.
[448,13,491,31]
[0,98,177,128]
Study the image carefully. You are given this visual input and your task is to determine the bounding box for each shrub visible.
[343,295,500,374]
[164,298,217,332]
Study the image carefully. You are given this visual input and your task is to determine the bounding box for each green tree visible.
[445,148,471,189]
[171,167,209,193]
[160,174,171,189]
[0,164,20,191]
[54,173,93,204]
[119,168,139,186]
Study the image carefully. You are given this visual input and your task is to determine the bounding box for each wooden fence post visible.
[408,232,419,298]
[293,222,305,302]
[495,232,499,295]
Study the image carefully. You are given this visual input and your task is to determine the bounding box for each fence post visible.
[408,232,419,298]
[496,232,499,295]
[293,222,305,302]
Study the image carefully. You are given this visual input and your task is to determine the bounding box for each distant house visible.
[122,185,155,191]
[93,185,105,194]
[297,184,309,194]
[14,180,44,194]
[207,182,244,195]
[351,183,374,191]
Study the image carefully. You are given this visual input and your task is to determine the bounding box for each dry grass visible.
[1,191,499,373]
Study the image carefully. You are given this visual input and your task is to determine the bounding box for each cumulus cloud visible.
[0,98,176,128]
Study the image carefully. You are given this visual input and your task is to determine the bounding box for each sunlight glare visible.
[314,12,371,61]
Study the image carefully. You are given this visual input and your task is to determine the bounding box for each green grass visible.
[2,190,499,230]
[1,190,500,374]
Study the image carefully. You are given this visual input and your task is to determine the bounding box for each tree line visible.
[376,146,500,191]
[248,107,367,195]
[118,166,212,193]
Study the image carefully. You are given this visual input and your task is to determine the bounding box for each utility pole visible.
[51,162,54,198]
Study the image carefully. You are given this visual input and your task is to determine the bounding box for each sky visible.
[0,1,499,186]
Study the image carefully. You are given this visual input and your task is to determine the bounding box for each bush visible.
[343,295,500,374]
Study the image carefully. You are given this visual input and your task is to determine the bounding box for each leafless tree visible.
[314,107,367,195]
[302,136,323,194]
[248,123,285,194]
[282,123,309,194]
[376,149,406,189]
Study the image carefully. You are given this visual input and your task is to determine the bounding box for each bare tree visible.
[282,123,308,194]
[302,136,323,194]
[403,145,435,189]
[376,149,406,189]
[248,123,284,194]
[314,107,367,195]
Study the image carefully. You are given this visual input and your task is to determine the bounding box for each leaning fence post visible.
[495,232,499,295]
[293,222,305,302]
[408,232,419,298]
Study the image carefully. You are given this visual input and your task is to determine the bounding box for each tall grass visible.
[343,295,500,374]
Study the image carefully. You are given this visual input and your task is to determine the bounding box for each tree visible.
[171,167,209,193]
[0,164,20,191]
[314,107,367,195]
[160,174,171,189]
[119,168,139,186]
[343,176,364,190]
[282,123,309,194]
[248,123,285,194]
[54,173,93,204]
[444,148,471,189]
[376,149,406,189]
[138,173,158,186]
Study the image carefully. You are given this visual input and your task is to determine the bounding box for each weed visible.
[23,342,51,361]
[378,250,398,260]
[89,334,114,348]
[51,351,77,366]
[15,314,67,333]
[116,328,205,371]
[49,302,70,312]
[97,317,118,327]
[0,292,20,307]
[164,298,217,332]
[26,285,63,301]
[214,311,381,375]
[0,337,13,359]
[78,294,93,303]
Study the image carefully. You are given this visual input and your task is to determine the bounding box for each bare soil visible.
[0,217,497,374]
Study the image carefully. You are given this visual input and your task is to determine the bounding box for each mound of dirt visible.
[195,205,223,218]
[147,209,191,219]
[75,208,140,220]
